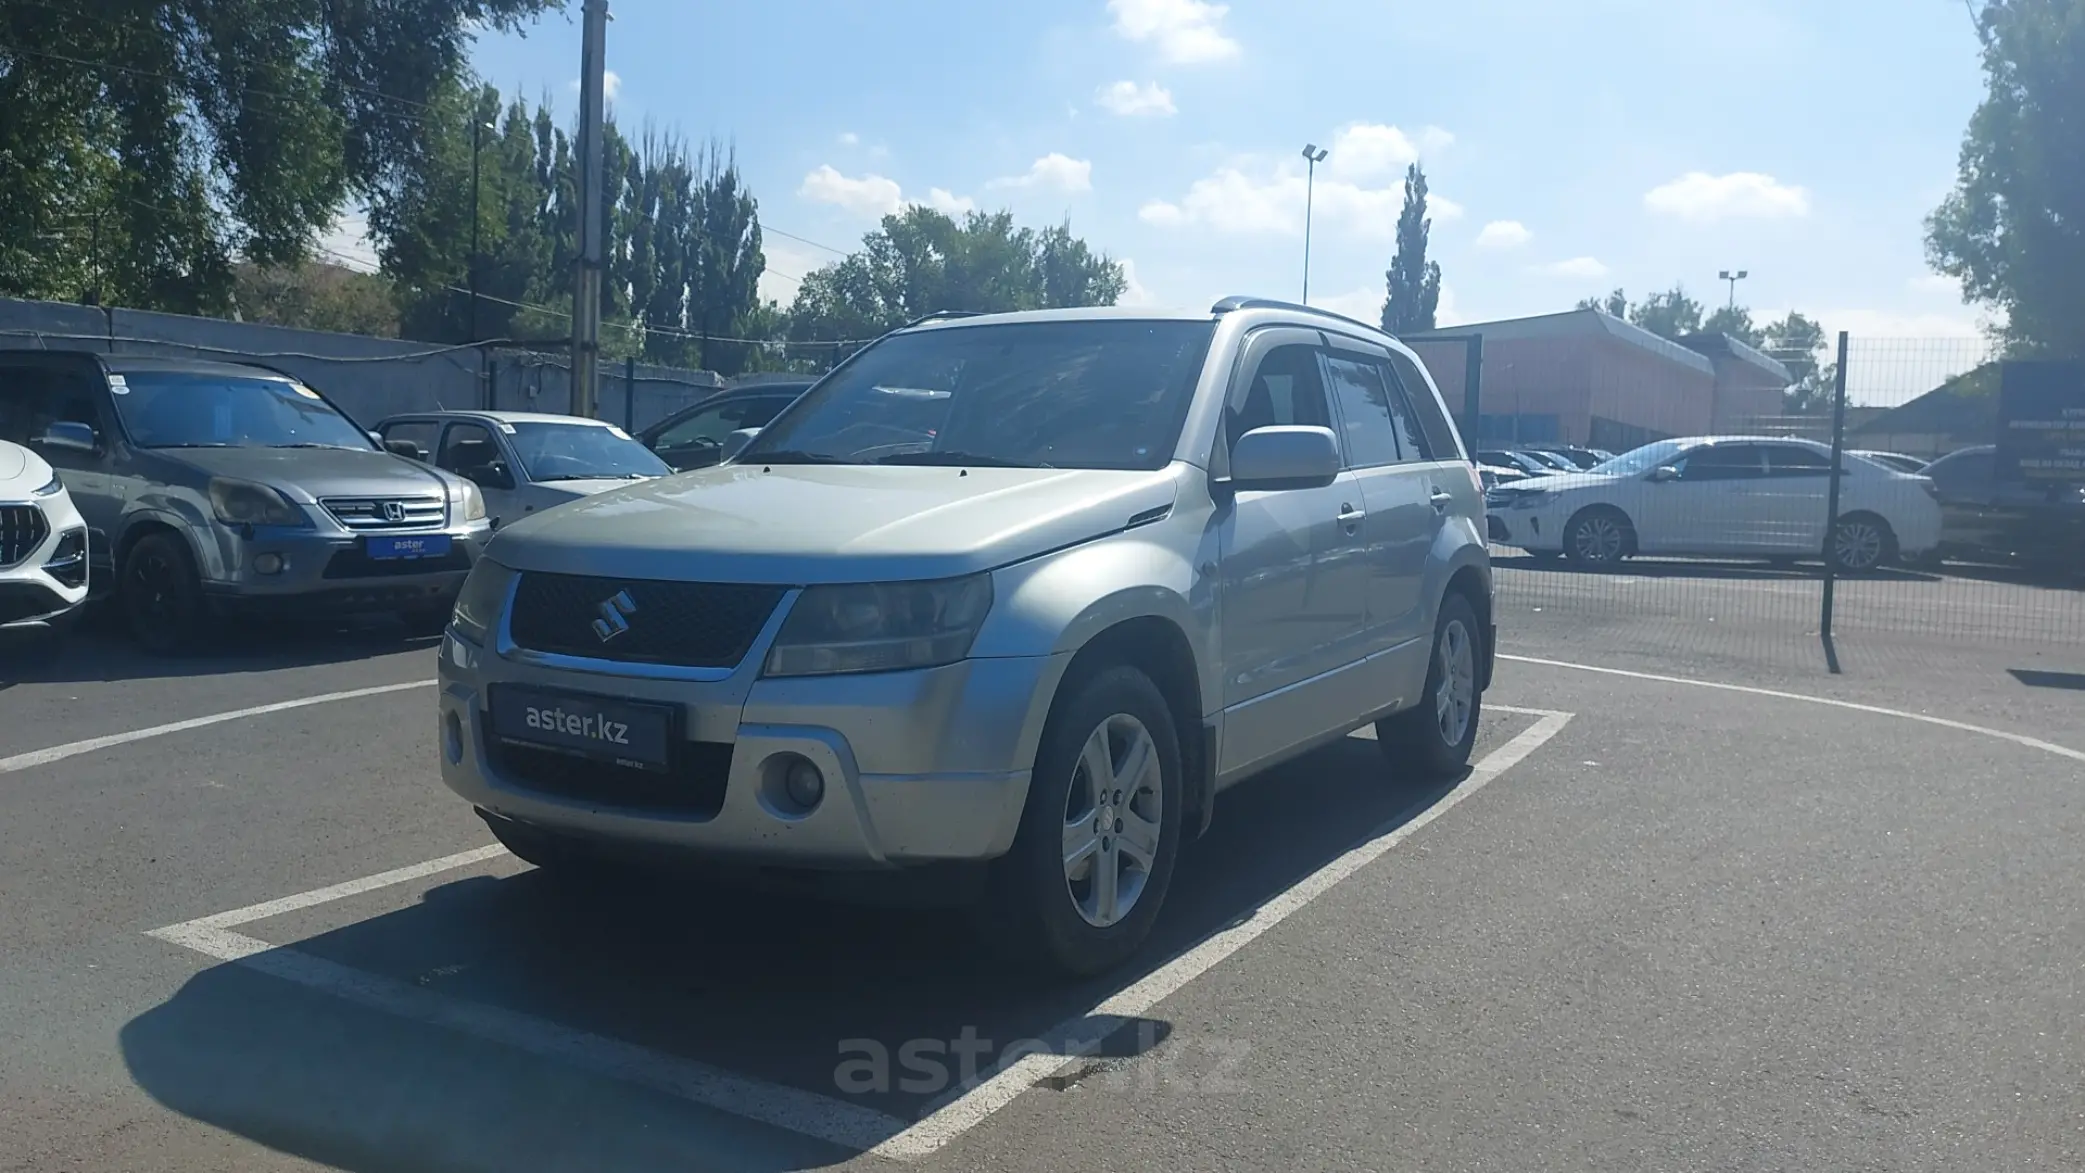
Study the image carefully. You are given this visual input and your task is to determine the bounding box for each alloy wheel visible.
[1061,713,1165,929]
[1434,619,1477,747]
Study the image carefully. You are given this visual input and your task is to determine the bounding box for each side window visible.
[1227,343,1332,457]
[1677,443,1767,481]
[730,395,793,430]
[0,364,49,446]
[1765,445,1833,477]
[1320,354,1407,468]
[654,403,740,449]
[437,422,508,481]
[1384,350,1460,460]
[379,420,441,462]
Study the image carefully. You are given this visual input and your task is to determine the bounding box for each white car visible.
[372,411,674,531]
[1485,436,1942,571]
[1,438,90,637]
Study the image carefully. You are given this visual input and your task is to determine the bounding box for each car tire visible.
[1377,591,1485,780]
[121,532,208,655]
[1563,507,1632,567]
[1830,513,1897,574]
[984,665,1183,979]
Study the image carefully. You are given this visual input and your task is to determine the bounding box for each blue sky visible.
[455,0,1996,394]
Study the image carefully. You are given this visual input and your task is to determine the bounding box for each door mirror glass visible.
[382,438,426,460]
[36,420,98,454]
[1648,465,1681,483]
[721,427,761,463]
[1229,425,1342,491]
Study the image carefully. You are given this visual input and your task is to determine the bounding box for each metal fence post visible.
[1463,333,1483,450]
[624,355,636,430]
[1819,330,1851,674]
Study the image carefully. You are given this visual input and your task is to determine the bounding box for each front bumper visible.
[196,519,491,615]
[1486,503,1565,552]
[436,618,1069,869]
[1,491,90,631]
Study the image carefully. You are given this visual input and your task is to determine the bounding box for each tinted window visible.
[379,420,441,461]
[0,363,103,447]
[1677,443,1766,481]
[1320,355,1406,467]
[1384,350,1461,459]
[747,321,1216,470]
[654,395,795,450]
[1765,445,1833,476]
[1229,343,1332,458]
[111,371,373,450]
[1926,449,1995,487]
[437,422,507,480]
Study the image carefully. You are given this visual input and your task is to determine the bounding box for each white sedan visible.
[1485,436,1942,571]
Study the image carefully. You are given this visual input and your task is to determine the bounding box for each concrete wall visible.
[0,296,722,431]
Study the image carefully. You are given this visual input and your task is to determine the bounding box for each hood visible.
[1492,470,1626,495]
[158,446,454,500]
[533,476,654,499]
[487,463,1183,584]
[0,440,29,487]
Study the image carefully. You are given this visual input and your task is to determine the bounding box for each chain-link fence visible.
[1468,331,2084,676]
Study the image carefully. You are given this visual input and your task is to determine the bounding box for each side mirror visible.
[1648,465,1681,483]
[383,438,426,460]
[36,421,97,454]
[1229,425,1342,492]
[721,427,762,463]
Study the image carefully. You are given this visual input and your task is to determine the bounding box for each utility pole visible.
[1300,143,1329,304]
[469,118,493,344]
[570,0,610,419]
[1718,268,1749,311]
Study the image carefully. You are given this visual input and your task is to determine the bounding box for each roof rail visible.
[1209,296,1381,335]
[897,309,983,330]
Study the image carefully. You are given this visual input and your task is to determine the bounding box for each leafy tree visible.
[232,261,399,337]
[1700,305,1763,348]
[0,0,558,314]
[1628,285,1705,340]
[1576,288,1630,318]
[1926,0,2085,355]
[1762,311,1836,414]
[1379,162,1442,335]
[787,207,1125,344]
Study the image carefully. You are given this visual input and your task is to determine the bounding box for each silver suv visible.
[438,299,1494,975]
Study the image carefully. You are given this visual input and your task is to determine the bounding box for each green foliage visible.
[1762,311,1834,413]
[0,0,558,314]
[785,208,1126,345]
[232,261,400,337]
[1926,0,2085,356]
[1700,305,1762,348]
[1628,285,1705,340]
[1577,288,1631,319]
[1380,163,1442,335]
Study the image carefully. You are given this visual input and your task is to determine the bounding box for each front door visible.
[1215,334,1372,777]
[434,421,522,525]
[0,358,122,575]
[1634,442,1768,554]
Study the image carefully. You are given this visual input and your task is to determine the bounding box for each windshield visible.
[741,320,1218,470]
[506,422,671,481]
[112,371,374,450]
[1590,439,1691,476]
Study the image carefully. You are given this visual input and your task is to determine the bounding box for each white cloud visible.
[988,153,1093,192]
[1644,171,1810,222]
[1117,258,1159,307]
[1322,123,1453,182]
[1476,220,1533,249]
[569,70,622,102]
[799,165,905,217]
[1107,0,1240,64]
[1139,159,1460,240]
[922,187,975,214]
[1429,194,1465,222]
[1316,287,1382,324]
[1907,273,1959,297]
[757,237,830,307]
[1537,256,1611,279]
[838,131,860,147]
[1096,79,1177,117]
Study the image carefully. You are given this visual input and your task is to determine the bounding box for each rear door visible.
[1756,443,1838,552]
[1319,341,1436,664]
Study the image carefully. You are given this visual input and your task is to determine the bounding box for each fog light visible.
[783,757,826,810]
[443,711,464,765]
[254,552,284,575]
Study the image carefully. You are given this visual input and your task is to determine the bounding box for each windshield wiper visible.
[536,473,648,482]
[745,450,855,465]
[271,443,365,450]
[876,451,1041,468]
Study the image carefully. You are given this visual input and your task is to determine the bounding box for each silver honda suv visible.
[439,299,1494,976]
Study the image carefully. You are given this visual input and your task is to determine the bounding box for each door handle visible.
[1429,489,1455,512]
[1337,502,1365,534]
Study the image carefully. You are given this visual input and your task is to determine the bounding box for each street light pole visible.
[1300,143,1328,304]
[469,117,486,344]
[1718,268,1749,311]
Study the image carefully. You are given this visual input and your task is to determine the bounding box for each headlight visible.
[1507,490,1556,510]
[456,478,487,522]
[764,575,994,677]
[450,558,516,645]
[31,473,63,498]
[209,478,307,526]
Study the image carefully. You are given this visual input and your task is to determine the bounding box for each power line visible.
[759,222,849,256]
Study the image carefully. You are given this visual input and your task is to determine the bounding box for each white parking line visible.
[144,704,1572,1158]
[0,679,437,775]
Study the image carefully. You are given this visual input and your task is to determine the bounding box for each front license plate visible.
[368,533,452,561]
[488,686,675,769]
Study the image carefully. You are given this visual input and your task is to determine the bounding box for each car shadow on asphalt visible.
[1,606,440,686]
[118,718,1529,1171]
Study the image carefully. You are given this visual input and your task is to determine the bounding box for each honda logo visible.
[382,500,406,523]
[591,590,637,642]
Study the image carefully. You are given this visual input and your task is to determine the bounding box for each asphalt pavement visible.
[1,573,2081,1172]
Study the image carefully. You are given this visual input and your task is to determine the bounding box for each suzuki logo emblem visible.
[382,501,406,523]
[590,590,637,642]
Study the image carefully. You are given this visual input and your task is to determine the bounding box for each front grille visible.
[323,546,474,579]
[509,573,786,668]
[1,505,50,567]
[488,737,731,819]
[0,581,68,624]
[321,496,447,531]
[45,529,87,589]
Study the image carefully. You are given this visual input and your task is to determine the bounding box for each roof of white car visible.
[902,305,1214,330]
[382,410,621,427]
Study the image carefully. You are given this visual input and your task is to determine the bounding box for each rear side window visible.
[1765,445,1833,476]
[1319,354,1408,467]
[1926,449,1994,487]
[1384,349,1462,460]
[1678,443,1768,481]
